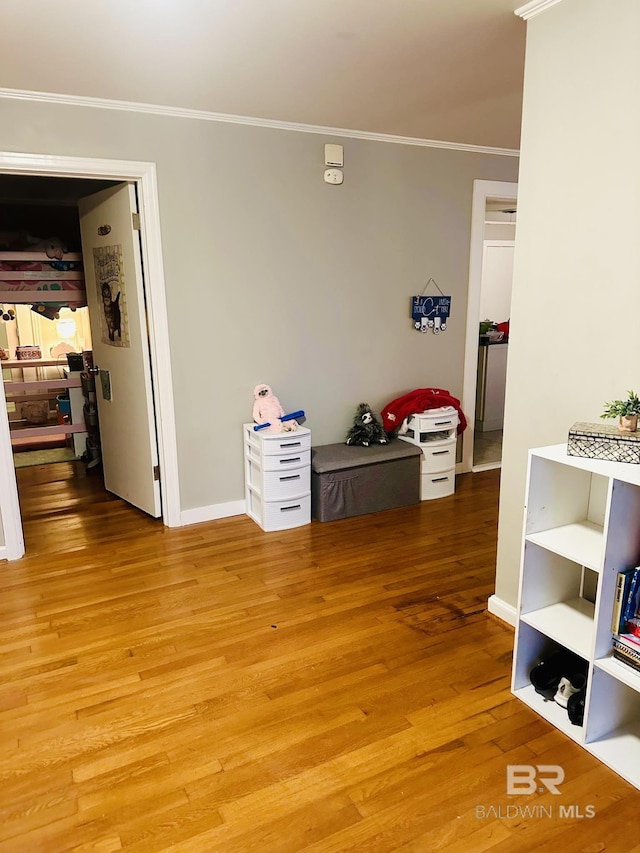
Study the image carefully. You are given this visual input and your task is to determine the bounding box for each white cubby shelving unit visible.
[512,443,640,787]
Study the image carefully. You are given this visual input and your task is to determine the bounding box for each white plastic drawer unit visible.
[247,430,311,455]
[261,494,312,531]
[407,408,458,433]
[244,441,310,472]
[261,449,310,472]
[420,436,456,473]
[243,423,312,531]
[400,407,459,448]
[397,410,457,501]
[260,465,309,500]
[421,470,455,500]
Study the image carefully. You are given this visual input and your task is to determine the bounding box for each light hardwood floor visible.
[1,462,638,852]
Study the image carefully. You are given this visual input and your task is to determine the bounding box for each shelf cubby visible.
[519,542,596,658]
[595,653,640,695]
[585,666,640,788]
[525,522,604,571]
[512,623,586,743]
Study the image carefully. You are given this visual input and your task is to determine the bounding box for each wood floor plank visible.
[1,462,638,851]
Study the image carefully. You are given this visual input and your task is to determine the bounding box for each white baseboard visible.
[0,544,7,562]
[179,500,246,527]
[472,461,501,473]
[487,594,517,626]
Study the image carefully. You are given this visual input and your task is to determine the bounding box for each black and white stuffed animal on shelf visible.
[345,403,389,447]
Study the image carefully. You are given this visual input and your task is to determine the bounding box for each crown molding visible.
[0,87,519,158]
[515,0,565,20]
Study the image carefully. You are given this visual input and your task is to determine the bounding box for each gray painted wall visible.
[0,97,518,525]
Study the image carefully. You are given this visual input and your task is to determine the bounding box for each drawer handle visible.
[280,474,301,481]
[281,504,301,512]
[432,476,449,483]
[432,450,450,455]
[280,457,301,464]
[434,420,453,426]
[280,441,302,448]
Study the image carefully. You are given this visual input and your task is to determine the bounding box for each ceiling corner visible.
[515,0,566,21]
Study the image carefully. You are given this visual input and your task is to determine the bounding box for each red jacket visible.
[380,388,467,435]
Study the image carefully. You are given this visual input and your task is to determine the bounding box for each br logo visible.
[507,765,565,795]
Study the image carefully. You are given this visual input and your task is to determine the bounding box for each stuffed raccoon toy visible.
[345,403,389,447]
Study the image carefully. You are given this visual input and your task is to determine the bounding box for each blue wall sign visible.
[411,295,451,333]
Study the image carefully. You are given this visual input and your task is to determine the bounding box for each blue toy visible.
[254,410,305,431]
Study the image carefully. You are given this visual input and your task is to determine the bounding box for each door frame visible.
[0,151,181,561]
[461,179,518,474]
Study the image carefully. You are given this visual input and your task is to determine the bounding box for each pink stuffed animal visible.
[252,384,298,433]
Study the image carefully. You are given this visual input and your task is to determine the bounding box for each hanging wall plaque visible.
[411,278,451,333]
[93,244,130,348]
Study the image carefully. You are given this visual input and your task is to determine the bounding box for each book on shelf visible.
[614,632,640,651]
[612,651,640,675]
[612,637,640,675]
[611,568,636,633]
[621,566,640,631]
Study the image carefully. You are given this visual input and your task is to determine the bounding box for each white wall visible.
[495,0,640,610]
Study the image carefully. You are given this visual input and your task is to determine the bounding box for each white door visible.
[78,183,161,517]
[480,241,515,322]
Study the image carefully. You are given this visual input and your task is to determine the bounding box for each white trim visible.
[472,462,502,473]
[0,88,519,159]
[487,594,517,627]
[515,0,565,20]
[483,239,516,248]
[0,151,181,561]
[180,500,246,527]
[0,374,24,560]
[135,166,181,528]
[461,179,517,475]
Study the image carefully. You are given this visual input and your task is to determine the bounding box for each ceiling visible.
[0,176,120,206]
[0,0,527,151]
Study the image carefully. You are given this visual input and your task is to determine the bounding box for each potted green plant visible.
[601,390,640,433]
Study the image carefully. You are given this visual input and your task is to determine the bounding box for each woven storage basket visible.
[15,345,42,360]
[567,421,640,464]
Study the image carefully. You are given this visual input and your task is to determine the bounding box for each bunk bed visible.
[0,250,86,313]
[1,250,88,450]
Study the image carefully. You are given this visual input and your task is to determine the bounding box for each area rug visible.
[13,448,77,468]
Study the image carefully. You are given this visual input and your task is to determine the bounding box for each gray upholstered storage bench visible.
[311,441,422,522]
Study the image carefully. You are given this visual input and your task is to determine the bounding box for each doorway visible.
[473,234,514,469]
[461,179,517,475]
[0,175,117,466]
[0,152,180,562]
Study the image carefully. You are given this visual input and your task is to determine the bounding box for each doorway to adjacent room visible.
[0,152,180,561]
[461,179,517,475]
